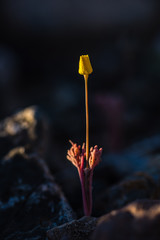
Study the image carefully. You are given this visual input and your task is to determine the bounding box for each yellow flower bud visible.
[78,55,93,75]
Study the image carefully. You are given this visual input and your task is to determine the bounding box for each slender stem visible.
[80,172,89,216]
[84,74,89,168]
[80,169,93,216]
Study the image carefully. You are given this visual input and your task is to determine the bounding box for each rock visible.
[99,134,160,178]
[94,172,157,216]
[92,199,160,240]
[47,216,97,240]
[0,106,75,240]
[0,106,49,158]
[93,135,160,216]
[0,147,75,240]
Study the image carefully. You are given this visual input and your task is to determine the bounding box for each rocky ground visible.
[1,106,160,240]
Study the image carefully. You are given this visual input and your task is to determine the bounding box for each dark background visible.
[0,0,160,158]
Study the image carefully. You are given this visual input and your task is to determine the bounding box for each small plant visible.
[67,55,102,216]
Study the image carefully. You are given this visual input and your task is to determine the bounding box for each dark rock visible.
[0,106,75,240]
[0,106,49,158]
[98,134,160,180]
[47,216,97,240]
[93,135,160,216]
[92,199,160,240]
[0,150,75,240]
[94,171,157,216]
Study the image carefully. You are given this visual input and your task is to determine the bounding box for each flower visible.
[67,141,102,172]
[78,55,93,75]
[67,54,101,216]
[67,140,102,216]
[67,140,85,171]
[89,145,102,169]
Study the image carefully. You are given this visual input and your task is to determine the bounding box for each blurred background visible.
[0,0,160,158]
